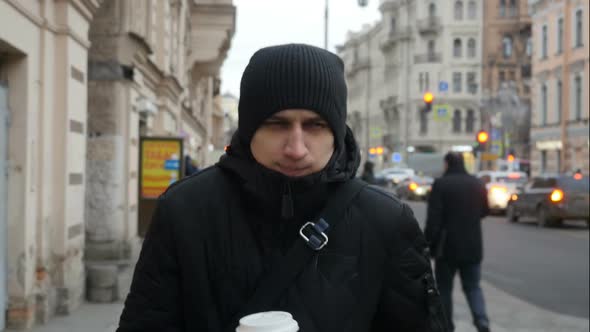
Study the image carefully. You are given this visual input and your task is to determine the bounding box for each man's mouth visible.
[277,165,311,177]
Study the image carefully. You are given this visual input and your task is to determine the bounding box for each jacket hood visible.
[217,126,360,221]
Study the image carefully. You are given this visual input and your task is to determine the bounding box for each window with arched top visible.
[420,109,428,134]
[429,3,437,17]
[453,38,463,58]
[454,1,464,20]
[452,110,462,133]
[467,38,476,57]
[468,1,477,19]
[509,0,518,17]
[466,110,475,133]
[502,35,513,58]
[541,84,548,125]
[428,40,436,55]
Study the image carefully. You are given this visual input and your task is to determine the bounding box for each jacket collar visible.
[217,126,360,221]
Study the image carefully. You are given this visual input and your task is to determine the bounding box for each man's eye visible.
[307,122,328,129]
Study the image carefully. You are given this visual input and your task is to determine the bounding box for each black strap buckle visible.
[299,218,329,251]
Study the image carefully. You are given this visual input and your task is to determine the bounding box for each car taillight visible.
[550,189,564,202]
[409,182,418,191]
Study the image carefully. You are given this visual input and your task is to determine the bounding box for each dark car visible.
[395,176,434,201]
[506,173,590,227]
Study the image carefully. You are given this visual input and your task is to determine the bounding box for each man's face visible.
[250,109,335,177]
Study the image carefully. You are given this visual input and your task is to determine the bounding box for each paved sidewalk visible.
[454,281,589,332]
[12,280,590,332]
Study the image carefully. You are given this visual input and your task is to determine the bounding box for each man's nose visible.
[284,125,307,160]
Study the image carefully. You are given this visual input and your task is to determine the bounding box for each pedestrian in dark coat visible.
[360,160,376,184]
[117,44,447,332]
[425,152,491,332]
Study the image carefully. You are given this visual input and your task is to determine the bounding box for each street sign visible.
[491,128,501,140]
[433,104,451,121]
[439,81,449,92]
[392,152,403,163]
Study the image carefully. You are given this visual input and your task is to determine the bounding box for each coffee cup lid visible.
[236,311,299,332]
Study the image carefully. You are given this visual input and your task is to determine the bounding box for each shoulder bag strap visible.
[226,179,368,330]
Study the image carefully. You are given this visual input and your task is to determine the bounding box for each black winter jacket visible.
[118,129,445,331]
[424,160,489,265]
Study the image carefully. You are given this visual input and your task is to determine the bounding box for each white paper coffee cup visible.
[236,311,299,332]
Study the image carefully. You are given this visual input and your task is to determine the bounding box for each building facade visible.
[339,0,483,173]
[0,0,235,329]
[529,0,589,175]
[482,0,533,161]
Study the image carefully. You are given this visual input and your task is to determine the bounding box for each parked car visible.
[374,168,415,188]
[476,171,528,213]
[506,173,590,227]
[395,176,434,201]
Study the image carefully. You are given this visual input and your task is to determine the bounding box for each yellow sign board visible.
[140,138,183,199]
[481,152,499,161]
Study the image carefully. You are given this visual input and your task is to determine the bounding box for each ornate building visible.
[339,0,483,172]
[0,0,235,329]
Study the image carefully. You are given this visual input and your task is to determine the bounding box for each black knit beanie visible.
[238,44,348,150]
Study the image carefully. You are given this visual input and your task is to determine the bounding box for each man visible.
[425,152,491,332]
[118,44,446,331]
[360,160,376,184]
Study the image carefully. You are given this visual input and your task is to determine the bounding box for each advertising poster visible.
[139,137,183,199]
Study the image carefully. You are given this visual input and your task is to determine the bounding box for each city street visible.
[405,200,590,320]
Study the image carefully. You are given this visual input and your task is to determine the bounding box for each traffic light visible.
[474,130,489,153]
[423,92,434,113]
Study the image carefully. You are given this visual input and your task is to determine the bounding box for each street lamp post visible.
[324,0,369,50]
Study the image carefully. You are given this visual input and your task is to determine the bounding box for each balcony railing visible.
[417,16,441,34]
[380,27,412,50]
[414,53,442,64]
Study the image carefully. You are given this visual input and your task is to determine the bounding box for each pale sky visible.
[220,0,382,97]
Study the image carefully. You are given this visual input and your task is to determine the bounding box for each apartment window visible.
[526,36,533,56]
[467,72,477,94]
[502,35,513,58]
[466,109,475,133]
[557,150,562,173]
[541,151,547,173]
[453,38,463,58]
[575,10,583,47]
[467,38,476,57]
[452,110,462,133]
[557,17,564,54]
[425,72,430,90]
[454,1,464,20]
[557,80,562,123]
[575,75,582,120]
[542,25,548,58]
[420,109,428,134]
[500,0,506,17]
[468,1,477,19]
[499,70,505,83]
[428,40,436,55]
[541,84,548,125]
[390,17,397,33]
[453,72,462,93]
[419,73,424,92]
[429,3,437,17]
[509,0,518,17]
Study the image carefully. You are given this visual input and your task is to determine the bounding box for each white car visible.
[476,171,528,213]
[376,168,416,188]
